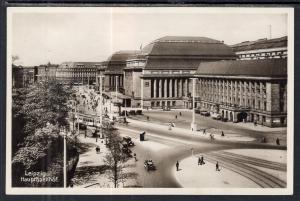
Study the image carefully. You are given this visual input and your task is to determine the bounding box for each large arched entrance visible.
[237,112,248,122]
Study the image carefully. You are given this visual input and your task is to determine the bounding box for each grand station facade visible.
[95,36,287,127]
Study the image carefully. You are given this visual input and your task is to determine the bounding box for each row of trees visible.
[12,80,75,187]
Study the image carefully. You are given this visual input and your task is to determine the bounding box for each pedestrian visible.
[198,157,201,165]
[179,112,182,116]
[96,146,100,154]
[216,161,220,171]
[147,116,150,121]
[175,115,177,119]
[276,138,280,145]
[201,156,205,165]
[133,153,137,161]
[176,161,179,171]
[221,131,224,137]
[203,129,206,135]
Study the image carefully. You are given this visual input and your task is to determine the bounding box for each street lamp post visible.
[59,127,67,188]
[190,78,197,132]
[98,75,105,138]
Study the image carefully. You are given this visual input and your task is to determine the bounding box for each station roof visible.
[196,58,287,77]
[105,50,140,73]
[142,36,236,57]
[139,36,236,70]
[231,36,287,52]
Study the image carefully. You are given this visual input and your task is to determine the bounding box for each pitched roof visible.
[142,36,236,58]
[196,58,287,77]
[231,36,287,52]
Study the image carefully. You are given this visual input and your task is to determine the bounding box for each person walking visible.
[203,129,206,135]
[201,156,205,165]
[276,138,280,145]
[216,161,220,171]
[179,112,182,116]
[198,157,201,165]
[176,161,179,171]
[175,115,177,119]
[133,153,137,161]
[221,131,224,137]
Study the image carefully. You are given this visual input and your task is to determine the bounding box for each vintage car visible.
[200,110,210,116]
[144,159,156,171]
[211,113,222,120]
[123,136,134,146]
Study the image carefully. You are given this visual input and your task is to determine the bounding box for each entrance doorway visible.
[237,112,247,122]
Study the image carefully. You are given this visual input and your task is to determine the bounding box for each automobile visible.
[195,109,201,114]
[211,113,222,120]
[200,111,210,116]
[162,106,171,111]
[136,110,143,115]
[123,136,134,146]
[144,159,156,171]
[221,117,228,122]
[129,110,136,115]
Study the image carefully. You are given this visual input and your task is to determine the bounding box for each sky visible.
[10,8,289,66]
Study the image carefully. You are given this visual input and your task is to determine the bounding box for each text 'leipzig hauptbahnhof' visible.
[13,36,287,127]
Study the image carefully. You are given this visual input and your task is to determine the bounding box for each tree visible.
[12,55,19,65]
[11,80,76,187]
[103,124,127,188]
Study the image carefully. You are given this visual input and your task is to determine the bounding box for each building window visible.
[173,101,176,106]
[145,82,149,87]
[156,102,160,107]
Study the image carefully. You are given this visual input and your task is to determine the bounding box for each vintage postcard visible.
[6,6,294,195]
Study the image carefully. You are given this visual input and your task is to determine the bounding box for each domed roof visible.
[105,50,140,73]
[107,50,140,62]
[142,36,236,57]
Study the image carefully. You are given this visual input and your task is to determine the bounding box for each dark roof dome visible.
[142,36,236,57]
[107,50,140,62]
[105,50,139,73]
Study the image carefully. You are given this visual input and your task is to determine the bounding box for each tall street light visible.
[190,78,197,132]
[59,127,67,188]
[98,75,105,137]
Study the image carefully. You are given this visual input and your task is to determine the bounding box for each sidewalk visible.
[173,149,287,188]
[72,134,139,188]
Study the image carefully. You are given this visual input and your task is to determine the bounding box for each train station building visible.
[122,36,237,108]
[194,58,287,127]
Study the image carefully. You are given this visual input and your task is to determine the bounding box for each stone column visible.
[159,79,162,98]
[186,78,189,97]
[260,82,263,110]
[179,79,182,97]
[153,79,157,98]
[254,82,257,109]
[174,79,178,97]
[164,79,168,98]
[170,79,173,97]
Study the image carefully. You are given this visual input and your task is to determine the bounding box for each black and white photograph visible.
[6,7,294,195]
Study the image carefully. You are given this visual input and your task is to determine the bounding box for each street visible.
[71,86,287,188]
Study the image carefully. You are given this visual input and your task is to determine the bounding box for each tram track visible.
[203,152,286,188]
